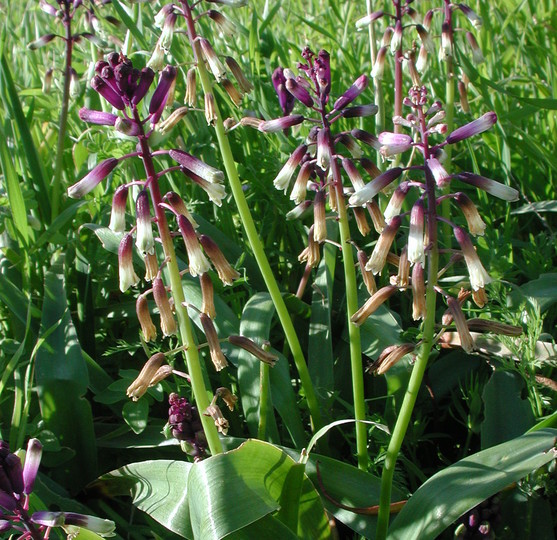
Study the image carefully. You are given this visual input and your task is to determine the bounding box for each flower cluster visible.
[242,47,383,286]
[149,0,252,123]
[167,393,206,458]
[0,439,114,538]
[348,85,519,371]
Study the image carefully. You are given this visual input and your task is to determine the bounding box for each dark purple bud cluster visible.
[454,495,501,539]
[168,393,207,458]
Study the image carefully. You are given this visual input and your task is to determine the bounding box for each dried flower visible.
[411,262,426,320]
[351,286,398,326]
[204,404,229,435]
[152,277,177,336]
[454,227,492,291]
[199,234,239,285]
[228,335,278,366]
[365,216,402,274]
[200,313,228,371]
[216,387,238,411]
[127,352,166,400]
[136,295,157,342]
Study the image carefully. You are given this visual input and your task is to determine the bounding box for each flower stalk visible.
[178,0,323,433]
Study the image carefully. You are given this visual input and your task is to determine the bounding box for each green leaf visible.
[236,293,306,447]
[0,124,29,245]
[35,254,97,491]
[511,200,557,214]
[187,440,330,540]
[481,370,535,449]
[122,399,149,435]
[388,429,557,540]
[308,242,335,401]
[99,460,193,538]
[508,273,557,312]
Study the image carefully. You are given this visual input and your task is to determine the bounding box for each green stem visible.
[257,362,271,440]
[179,1,323,434]
[51,3,73,222]
[375,109,439,539]
[330,157,368,470]
[135,111,222,455]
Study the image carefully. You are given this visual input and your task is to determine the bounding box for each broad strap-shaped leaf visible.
[35,254,97,491]
[187,440,330,539]
[388,429,557,540]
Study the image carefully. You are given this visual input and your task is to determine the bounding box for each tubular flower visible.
[178,215,211,277]
[152,277,177,336]
[127,352,167,400]
[454,227,492,291]
[200,313,228,371]
[365,216,402,274]
[68,158,119,199]
[118,233,140,292]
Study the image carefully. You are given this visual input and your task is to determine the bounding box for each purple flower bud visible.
[164,191,198,227]
[68,157,119,199]
[349,167,403,206]
[272,67,295,116]
[456,172,519,201]
[333,74,368,111]
[115,118,142,136]
[149,65,177,114]
[132,67,155,105]
[78,107,118,126]
[4,454,24,495]
[315,50,331,99]
[0,490,17,511]
[23,439,42,495]
[273,144,307,192]
[135,191,154,256]
[446,112,497,144]
[454,226,492,290]
[378,132,413,157]
[258,114,305,133]
[285,78,314,108]
[118,233,140,292]
[408,199,425,264]
[177,215,211,277]
[170,149,224,183]
[91,75,125,110]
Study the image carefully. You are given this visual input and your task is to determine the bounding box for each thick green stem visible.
[257,363,271,440]
[179,1,322,433]
[51,3,73,222]
[375,109,439,539]
[135,112,222,455]
[330,157,368,470]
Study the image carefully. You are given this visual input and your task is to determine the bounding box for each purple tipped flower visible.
[149,65,177,115]
[273,144,308,192]
[348,167,403,207]
[170,149,224,183]
[456,172,519,201]
[259,114,305,133]
[22,439,42,495]
[427,157,450,188]
[91,75,126,110]
[272,67,295,116]
[118,233,140,292]
[68,157,119,199]
[333,74,368,111]
[78,107,118,126]
[408,199,425,264]
[177,215,211,277]
[378,132,413,157]
[132,67,156,105]
[285,78,314,108]
[315,50,331,100]
[454,226,492,290]
[446,112,497,144]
